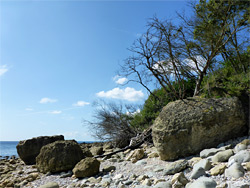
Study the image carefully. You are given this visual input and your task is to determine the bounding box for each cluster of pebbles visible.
[1,136,250,188]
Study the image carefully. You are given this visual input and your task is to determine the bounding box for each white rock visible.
[228,150,250,164]
[113,174,124,180]
[193,159,212,171]
[224,162,245,178]
[190,167,206,179]
[186,177,216,188]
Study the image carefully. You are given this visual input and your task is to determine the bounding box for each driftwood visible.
[94,127,152,158]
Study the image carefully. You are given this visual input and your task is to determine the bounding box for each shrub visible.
[131,79,196,131]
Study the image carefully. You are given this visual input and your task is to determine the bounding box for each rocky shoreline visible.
[1,136,250,188]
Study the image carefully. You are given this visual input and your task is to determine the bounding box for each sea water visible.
[0,141,95,157]
[0,141,19,157]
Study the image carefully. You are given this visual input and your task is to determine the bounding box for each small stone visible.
[190,167,206,179]
[200,146,227,158]
[153,166,164,172]
[164,159,188,175]
[118,184,126,188]
[101,178,112,187]
[188,157,202,167]
[39,182,59,188]
[60,171,73,178]
[124,180,133,185]
[137,175,148,181]
[135,160,147,165]
[186,177,216,188]
[142,179,152,186]
[171,172,189,186]
[126,149,145,161]
[243,162,250,171]
[240,139,250,146]
[216,182,228,188]
[114,173,124,180]
[108,158,118,162]
[212,149,234,163]
[193,159,212,171]
[210,163,226,176]
[225,162,245,178]
[148,152,159,158]
[228,150,250,164]
[154,178,166,185]
[87,177,99,184]
[153,181,172,188]
[130,174,137,180]
[234,143,247,153]
[102,165,116,172]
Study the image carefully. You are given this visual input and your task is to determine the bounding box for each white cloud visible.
[126,109,141,116]
[73,101,90,107]
[96,87,144,102]
[25,108,34,111]
[116,77,128,85]
[39,97,58,104]
[0,65,8,76]
[153,56,206,76]
[113,75,128,85]
[50,110,62,114]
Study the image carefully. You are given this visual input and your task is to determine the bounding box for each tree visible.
[120,19,197,102]
[120,0,249,98]
[189,0,249,94]
[83,100,137,148]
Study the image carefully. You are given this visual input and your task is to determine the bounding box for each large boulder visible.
[36,140,84,173]
[152,97,246,161]
[16,135,64,165]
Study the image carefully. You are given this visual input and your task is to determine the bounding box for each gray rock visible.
[90,146,103,156]
[228,150,250,164]
[152,97,246,160]
[124,180,133,185]
[193,159,212,171]
[36,140,84,173]
[211,149,234,163]
[102,165,116,172]
[135,186,151,188]
[153,181,172,188]
[164,159,188,175]
[135,160,147,166]
[16,135,64,165]
[186,177,216,188]
[153,166,164,172]
[234,144,247,153]
[190,167,207,179]
[39,182,59,188]
[200,146,229,158]
[225,162,245,178]
[60,170,73,178]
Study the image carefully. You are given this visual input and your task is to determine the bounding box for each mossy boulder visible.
[152,97,246,161]
[16,135,64,165]
[36,140,84,173]
[72,157,100,178]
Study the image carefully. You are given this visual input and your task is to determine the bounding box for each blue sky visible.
[0,0,192,141]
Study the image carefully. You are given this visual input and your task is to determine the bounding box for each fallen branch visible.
[94,128,152,158]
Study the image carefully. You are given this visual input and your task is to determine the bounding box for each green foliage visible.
[194,0,249,47]
[201,52,250,98]
[131,79,196,131]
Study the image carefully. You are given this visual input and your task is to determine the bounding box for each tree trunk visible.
[193,73,204,96]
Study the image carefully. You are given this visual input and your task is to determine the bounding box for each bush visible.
[201,52,250,98]
[84,101,137,148]
[131,79,196,131]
